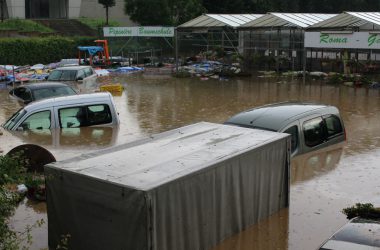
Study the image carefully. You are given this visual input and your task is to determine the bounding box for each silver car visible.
[225,102,346,156]
[47,66,97,85]
[3,92,119,131]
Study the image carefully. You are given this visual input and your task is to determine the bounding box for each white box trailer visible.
[45,122,290,250]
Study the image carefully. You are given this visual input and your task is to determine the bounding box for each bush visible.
[0,36,96,65]
[342,203,380,220]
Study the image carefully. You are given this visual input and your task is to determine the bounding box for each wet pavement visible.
[2,74,380,249]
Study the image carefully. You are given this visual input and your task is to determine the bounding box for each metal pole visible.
[175,28,179,73]
[302,31,306,83]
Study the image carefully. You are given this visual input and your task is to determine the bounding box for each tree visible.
[124,0,204,26]
[98,0,116,25]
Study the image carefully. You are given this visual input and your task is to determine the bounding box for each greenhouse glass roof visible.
[241,13,337,28]
[178,14,263,28]
[309,12,380,28]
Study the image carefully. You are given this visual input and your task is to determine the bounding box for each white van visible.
[3,92,119,131]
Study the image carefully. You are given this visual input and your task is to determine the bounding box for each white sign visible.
[305,32,380,49]
[103,27,175,37]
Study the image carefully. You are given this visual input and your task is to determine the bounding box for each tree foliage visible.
[124,0,204,25]
[98,0,116,25]
[124,0,380,25]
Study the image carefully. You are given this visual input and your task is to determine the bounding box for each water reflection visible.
[291,144,344,184]
[2,75,380,250]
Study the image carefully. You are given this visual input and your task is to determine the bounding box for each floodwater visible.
[2,74,380,249]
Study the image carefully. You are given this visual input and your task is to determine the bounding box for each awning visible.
[242,13,337,28]
[77,46,104,56]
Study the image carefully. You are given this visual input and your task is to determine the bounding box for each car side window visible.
[324,115,343,138]
[76,70,85,80]
[19,110,51,130]
[59,107,85,128]
[87,105,112,126]
[84,67,94,77]
[58,104,112,128]
[303,117,325,147]
[15,88,32,101]
[283,125,299,153]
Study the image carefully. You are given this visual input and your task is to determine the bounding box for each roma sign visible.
[305,32,380,49]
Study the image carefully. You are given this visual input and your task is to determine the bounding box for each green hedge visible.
[0,36,96,65]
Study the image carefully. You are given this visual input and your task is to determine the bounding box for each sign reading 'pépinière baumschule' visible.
[305,32,380,49]
[103,27,175,37]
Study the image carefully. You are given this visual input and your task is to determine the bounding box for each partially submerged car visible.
[9,82,77,105]
[47,66,97,85]
[3,92,119,131]
[224,102,346,156]
[319,217,380,249]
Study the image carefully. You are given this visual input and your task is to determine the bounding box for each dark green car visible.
[225,102,346,156]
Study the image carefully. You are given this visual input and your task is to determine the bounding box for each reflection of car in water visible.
[225,102,346,157]
[291,144,343,184]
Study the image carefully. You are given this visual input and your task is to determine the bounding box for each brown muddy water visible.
[1,74,380,249]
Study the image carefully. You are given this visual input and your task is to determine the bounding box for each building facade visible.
[5,0,134,25]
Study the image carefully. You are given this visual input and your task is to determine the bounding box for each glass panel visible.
[59,107,84,128]
[19,110,51,130]
[76,70,85,80]
[87,105,112,126]
[3,109,26,130]
[324,115,343,138]
[60,70,77,81]
[303,117,325,147]
[284,125,299,153]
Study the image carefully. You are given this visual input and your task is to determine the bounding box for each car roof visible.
[23,92,112,112]
[14,82,71,90]
[54,66,92,71]
[225,102,339,131]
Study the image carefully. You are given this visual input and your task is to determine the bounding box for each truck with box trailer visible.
[45,122,290,250]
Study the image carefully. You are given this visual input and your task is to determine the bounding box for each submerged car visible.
[9,82,77,104]
[224,102,346,156]
[2,92,119,131]
[319,217,380,249]
[47,66,97,83]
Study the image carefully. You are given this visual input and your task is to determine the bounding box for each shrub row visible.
[0,36,96,65]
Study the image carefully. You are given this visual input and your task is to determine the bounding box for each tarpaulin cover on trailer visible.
[45,122,290,250]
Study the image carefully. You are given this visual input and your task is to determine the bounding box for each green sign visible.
[368,34,380,47]
[104,27,174,37]
[320,34,348,44]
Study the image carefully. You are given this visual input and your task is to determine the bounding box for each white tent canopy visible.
[178,14,263,28]
[309,12,380,29]
[241,13,337,28]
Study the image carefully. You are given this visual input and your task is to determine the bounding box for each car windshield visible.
[3,108,27,130]
[48,70,77,81]
[32,86,77,101]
